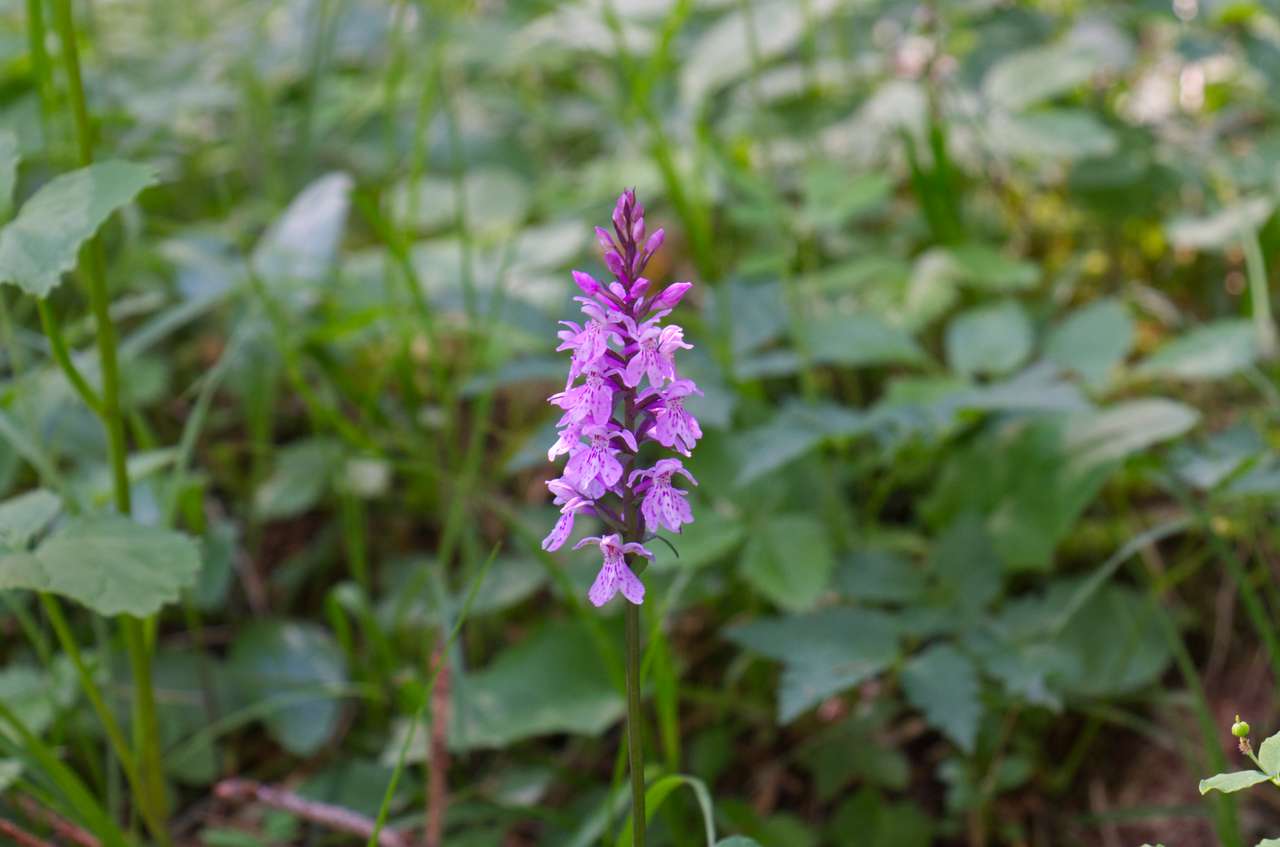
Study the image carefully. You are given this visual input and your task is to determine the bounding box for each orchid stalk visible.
[543,190,700,845]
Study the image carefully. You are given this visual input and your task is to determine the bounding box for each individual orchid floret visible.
[643,378,703,454]
[542,483,593,552]
[549,364,616,426]
[622,320,691,388]
[629,458,697,534]
[647,281,692,314]
[556,300,621,379]
[577,533,651,606]
[563,424,637,498]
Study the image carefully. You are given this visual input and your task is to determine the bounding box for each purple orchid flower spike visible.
[543,190,702,607]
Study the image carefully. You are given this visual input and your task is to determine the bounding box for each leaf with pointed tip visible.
[0,489,61,550]
[1259,731,1280,775]
[901,644,981,753]
[0,161,158,297]
[1199,770,1270,794]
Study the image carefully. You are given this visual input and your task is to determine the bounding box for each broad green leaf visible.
[618,774,717,847]
[1137,320,1257,381]
[1049,582,1172,697]
[0,759,20,791]
[835,548,927,604]
[252,172,352,286]
[1064,399,1199,468]
[1198,770,1270,794]
[0,161,158,297]
[0,665,56,740]
[1259,731,1280,775]
[228,621,348,755]
[729,607,900,722]
[451,619,623,749]
[946,300,1033,377]
[1167,197,1273,251]
[652,511,745,570]
[734,403,865,486]
[390,168,530,236]
[717,840,764,847]
[1044,299,1133,388]
[808,313,927,369]
[901,644,981,753]
[0,129,18,219]
[254,438,343,520]
[0,516,200,617]
[945,244,1039,292]
[988,109,1117,161]
[740,514,835,612]
[0,488,60,549]
[931,514,1001,613]
[984,37,1127,110]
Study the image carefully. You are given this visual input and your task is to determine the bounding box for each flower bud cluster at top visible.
[541,189,701,607]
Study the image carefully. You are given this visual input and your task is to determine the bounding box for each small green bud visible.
[1232,715,1251,738]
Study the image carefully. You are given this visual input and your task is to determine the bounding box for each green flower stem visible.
[622,392,646,846]
[50,1,172,842]
[36,299,102,414]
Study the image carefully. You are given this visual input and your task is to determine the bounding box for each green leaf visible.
[653,511,745,571]
[0,516,200,617]
[251,172,352,285]
[728,607,900,722]
[988,109,1117,161]
[449,619,623,749]
[1259,731,1280,775]
[946,300,1033,377]
[984,38,1127,110]
[0,161,158,297]
[618,774,717,847]
[254,438,343,521]
[1049,582,1173,697]
[733,403,865,486]
[1137,320,1257,381]
[740,514,835,612]
[1064,399,1199,468]
[1044,299,1133,388]
[228,621,348,755]
[835,548,927,604]
[0,489,60,549]
[0,665,57,740]
[932,514,1001,614]
[1198,770,1271,794]
[945,244,1039,292]
[716,840,764,847]
[0,129,18,220]
[901,644,981,753]
[1167,197,1273,251]
[808,313,927,369]
[1256,839,1280,847]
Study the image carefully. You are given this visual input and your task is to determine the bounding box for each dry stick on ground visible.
[214,779,411,847]
[14,796,99,847]
[0,817,57,847]
[426,639,451,847]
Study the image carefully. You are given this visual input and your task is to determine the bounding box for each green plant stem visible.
[624,602,646,847]
[37,299,102,414]
[50,1,171,842]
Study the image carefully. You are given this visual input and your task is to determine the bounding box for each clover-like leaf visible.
[0,161,158,297]
[0,516,200,617]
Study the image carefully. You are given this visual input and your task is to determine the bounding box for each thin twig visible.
[0,817,56,847]
[14,795,100,847]
[214,779,411,847]
[426,641,450,847]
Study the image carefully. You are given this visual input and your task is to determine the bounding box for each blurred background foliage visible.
[4,0,1280,844]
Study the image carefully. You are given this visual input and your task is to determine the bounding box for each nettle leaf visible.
[946,300,1033,378]
[901,644,981,753]
[1198,770,1271,795]
[1137,320,1257,381]
[1259,731,1280,775]
[0,161,158,298]
[229,621,348,756]
[740,514,835,612]
[0,516,200,617]
[728,607,900,722]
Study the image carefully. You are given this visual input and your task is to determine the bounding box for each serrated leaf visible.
[1198,770,1270,794]
[740,514,835,612]
[0,161,157,297]
[1259,731,1280,775]
[0,516,200,617]
[229,621,348,755]
[1137,320,1257,381]
[901,644,981,753]
[946,300,1033,377]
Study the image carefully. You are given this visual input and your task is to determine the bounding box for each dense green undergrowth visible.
[3,1,1280,845]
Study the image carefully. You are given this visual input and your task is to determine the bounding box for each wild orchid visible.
[542,189,700,608]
